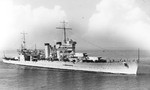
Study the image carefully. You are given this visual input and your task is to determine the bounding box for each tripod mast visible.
[137,48,140,63]
[21,32,27,49]
[56,21,72,44]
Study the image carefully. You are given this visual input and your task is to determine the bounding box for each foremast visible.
[21,32,27,50]
[56,21,72,44]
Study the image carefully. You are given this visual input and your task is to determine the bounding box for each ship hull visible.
[2,59,138,75]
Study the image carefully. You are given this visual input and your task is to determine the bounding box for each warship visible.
[2,21,138,75]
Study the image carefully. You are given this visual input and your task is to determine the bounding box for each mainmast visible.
[21,32,27,49]
[137,48,140,63]
[56,21,72,44]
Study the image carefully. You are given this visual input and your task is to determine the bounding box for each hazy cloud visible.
[14,5,66,29]
[88,0,150,49]
[0,0,66,50]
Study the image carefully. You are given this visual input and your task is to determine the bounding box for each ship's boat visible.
[2,21,138,75]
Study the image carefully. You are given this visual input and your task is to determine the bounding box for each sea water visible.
[0,50,150,90]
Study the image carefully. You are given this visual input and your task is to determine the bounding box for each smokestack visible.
[56,42,62,60]
[72,41,77,53]
[44,43,50,59]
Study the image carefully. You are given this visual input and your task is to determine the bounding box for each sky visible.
[1,0,150,51]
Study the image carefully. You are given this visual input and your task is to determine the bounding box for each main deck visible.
[2,59,138,75]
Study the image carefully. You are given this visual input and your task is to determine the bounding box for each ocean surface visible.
[0,50,150,90]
